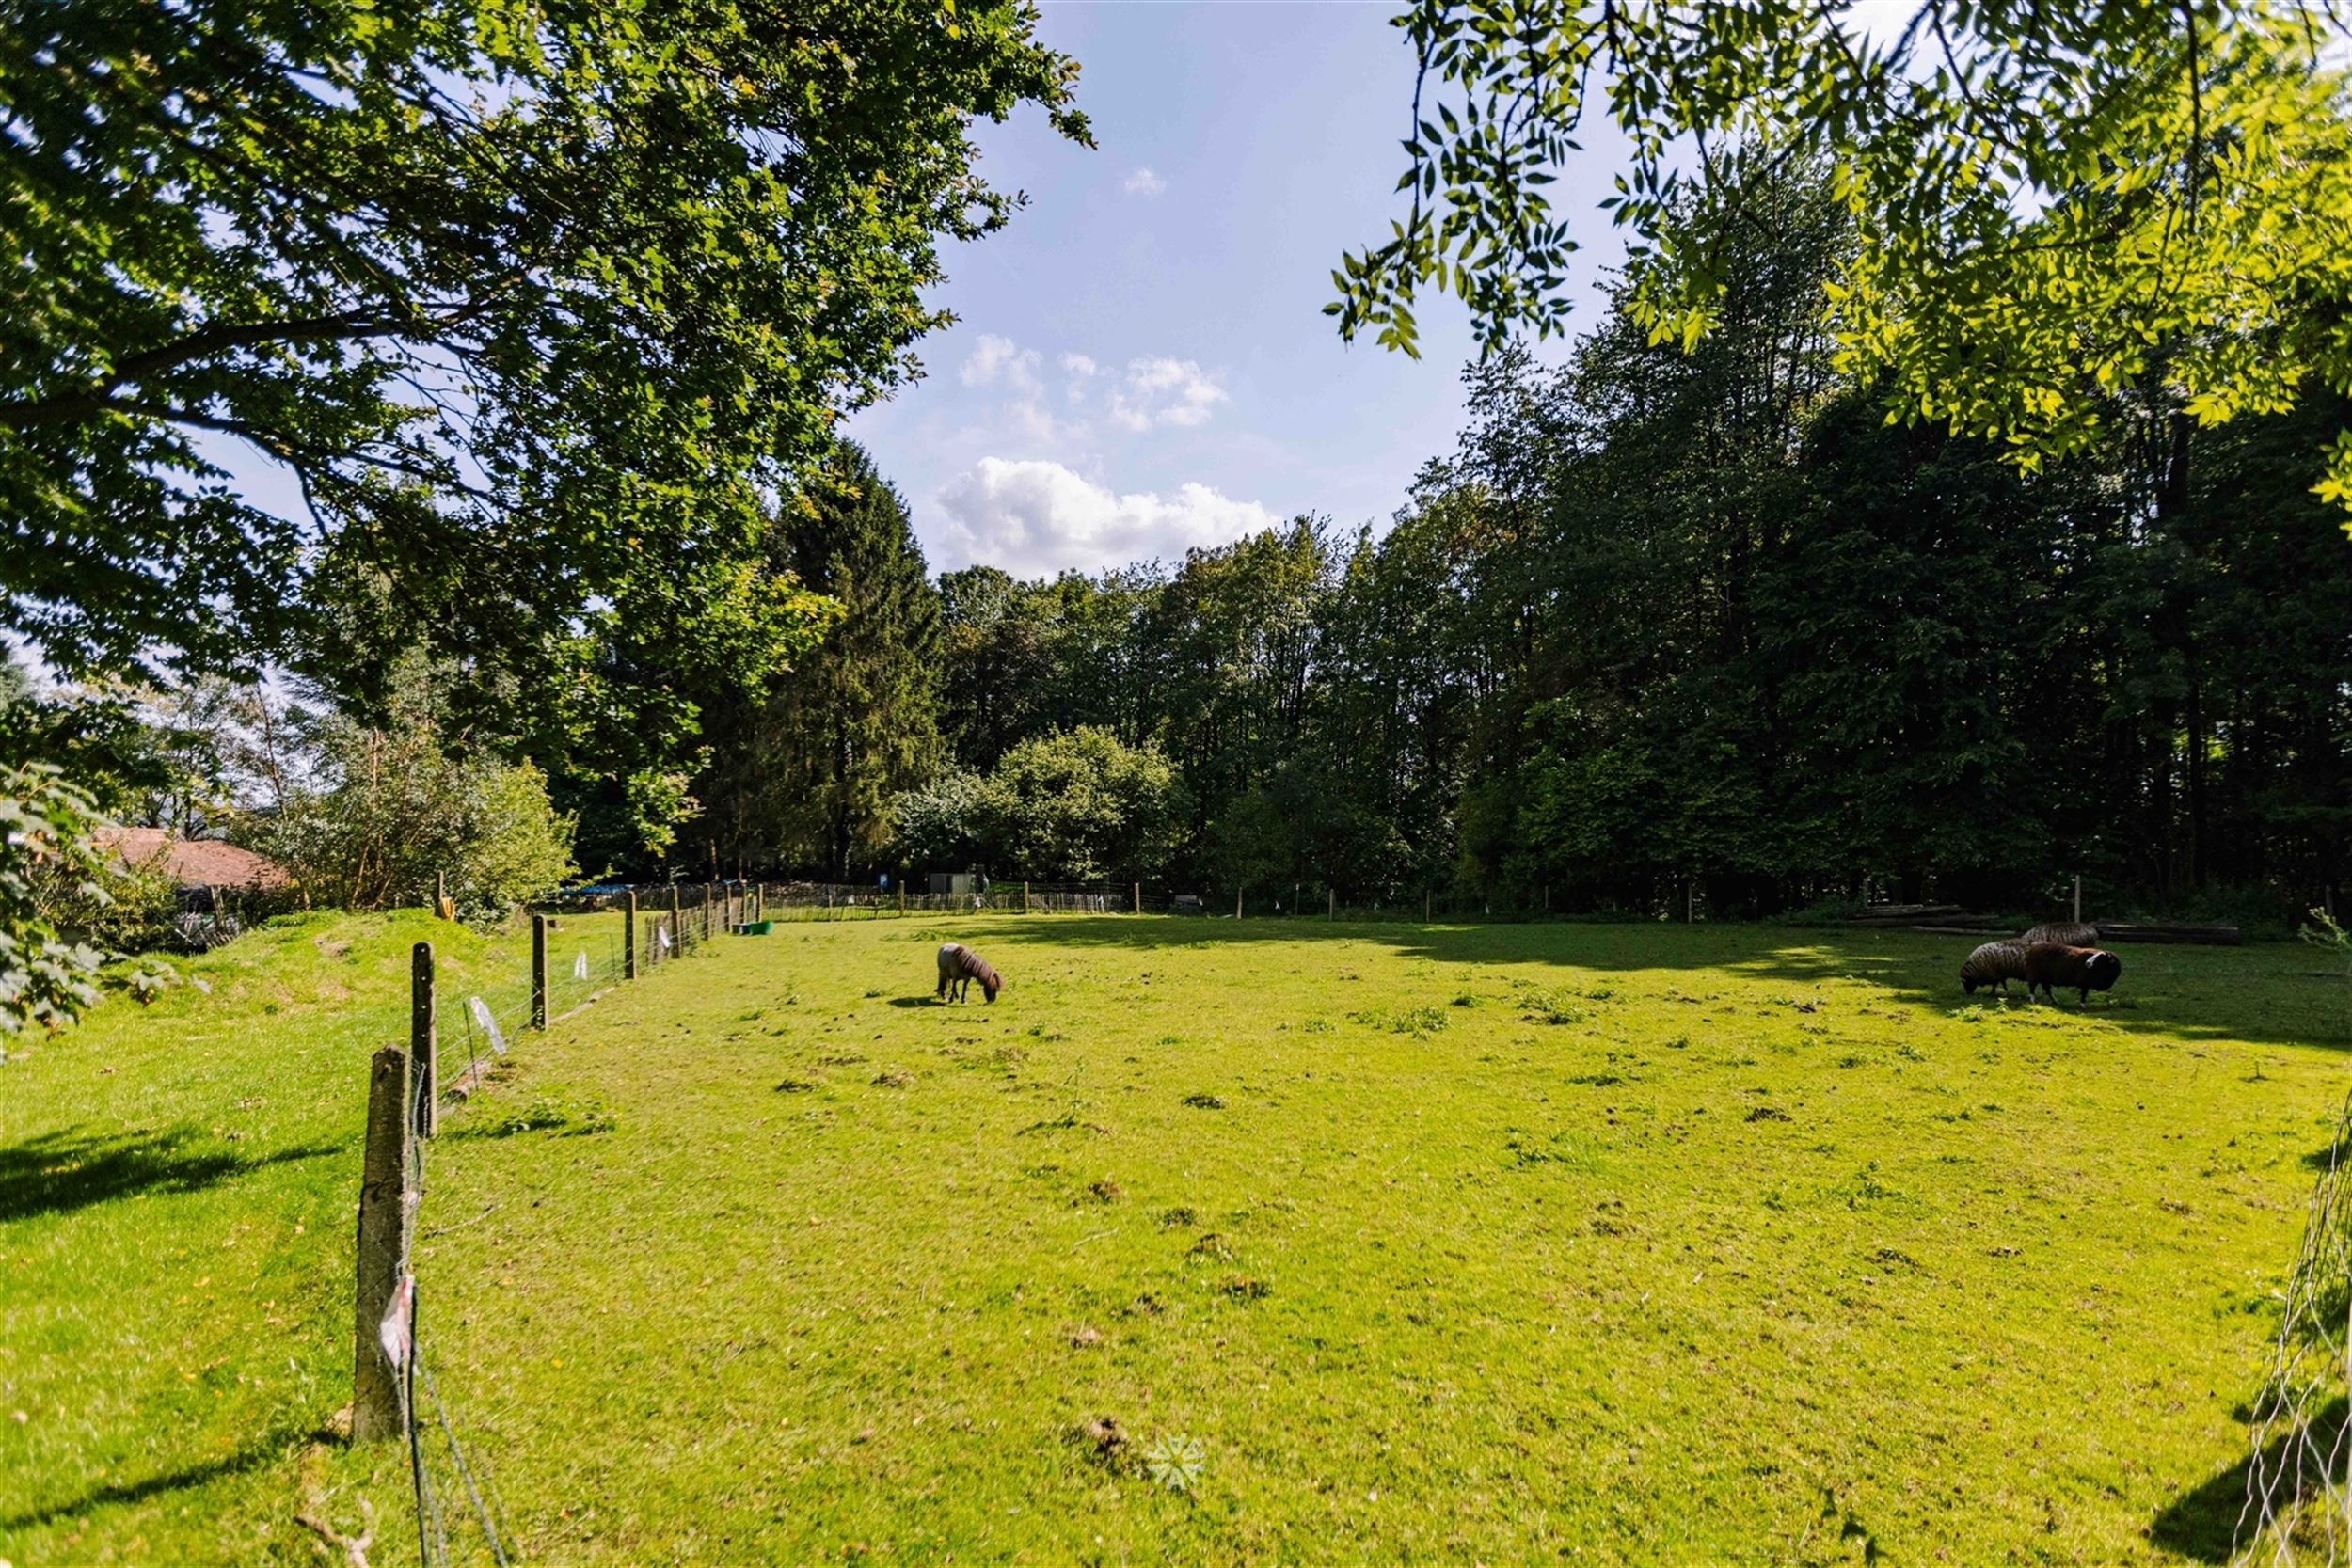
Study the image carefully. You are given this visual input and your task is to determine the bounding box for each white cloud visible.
[961,333,1041,394]
[1058,353,1099,379]
[1122,166,1167,197]
[1109,356,1228,431]
[937,458,1279,577]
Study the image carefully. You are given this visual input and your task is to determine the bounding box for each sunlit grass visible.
[5,911,2346,1562]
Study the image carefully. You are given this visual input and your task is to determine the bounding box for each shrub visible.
[248,664,575,923]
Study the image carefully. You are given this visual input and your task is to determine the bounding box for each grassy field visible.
[5,910,2349,1564]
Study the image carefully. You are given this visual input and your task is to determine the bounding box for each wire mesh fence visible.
[2236,1077,2352,1565]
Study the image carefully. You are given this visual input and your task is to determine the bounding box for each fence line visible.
[357,898,725,1564]
[526,878,1587,925]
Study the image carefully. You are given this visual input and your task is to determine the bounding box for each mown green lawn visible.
[5,911,2348,1564]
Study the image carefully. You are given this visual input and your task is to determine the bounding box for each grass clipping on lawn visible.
[2,910,2346,1564]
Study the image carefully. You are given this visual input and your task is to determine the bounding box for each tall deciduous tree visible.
[0,0,1087,1018]
[4,0,1087,693]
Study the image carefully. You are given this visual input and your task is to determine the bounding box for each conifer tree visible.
[706,443,944,878]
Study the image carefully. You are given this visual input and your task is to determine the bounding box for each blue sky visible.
[848,1,1631,579]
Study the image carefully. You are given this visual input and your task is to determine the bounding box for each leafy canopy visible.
[0,0,1089,702]
[1331,3,2352,493]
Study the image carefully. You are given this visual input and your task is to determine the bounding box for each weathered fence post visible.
[353,1046,411,1443]
[1134,881,1142,915]
[1424,889,1432,923]
[1024,881,1031,913]
[624,891,639,980]
[411,942,437,1139]
[1235,887,1244,921]
[435,869,448,919]
[705,882,716,941]
[670,883,684,953]
[2074,873,2084,924]
[531,914,548,1029]
[1329,887,1337,923]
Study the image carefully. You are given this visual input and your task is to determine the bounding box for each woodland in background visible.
[30,163,2352,929]
[672,166,2352,926]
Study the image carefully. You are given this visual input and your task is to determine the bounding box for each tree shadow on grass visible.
[2149,1396,2346,1562]
[0,1440,278,1531]
[0,1127,339,1227]
[965,915,2349,1052]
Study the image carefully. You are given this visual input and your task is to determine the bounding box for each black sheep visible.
[2023,942,2122,1005]
[1960,940,2028,996]
[2020,921,2099,947]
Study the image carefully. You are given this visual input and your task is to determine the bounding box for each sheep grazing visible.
[2023,942,2122,1005]
[1960,940,2029,996]
[936,942,1004,1003]
[2020,921,2100,948]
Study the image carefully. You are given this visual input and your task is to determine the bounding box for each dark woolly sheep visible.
[2020,921,2100,948]
[936,942,1004,1003]
[2023,942,2122,1005]
[1960,940,2029,996]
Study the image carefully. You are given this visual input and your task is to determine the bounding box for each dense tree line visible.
[58,161,2351,928]
[671,166,2352,925]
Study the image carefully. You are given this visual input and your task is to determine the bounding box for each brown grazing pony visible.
[936,942,1004,1003]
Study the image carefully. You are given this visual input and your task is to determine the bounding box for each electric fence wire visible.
[419,1328,512,1566]
[401,1065,452,1568]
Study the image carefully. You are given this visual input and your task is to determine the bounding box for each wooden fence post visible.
[352,1046,411,1443]
[624,891,638,980]
[1235,887,1244,921]
[2073,873,2083,924]
[670,884,684,953]
[1328,887,1337,923]
[435,869,448,919]
[411,943,436,1139]
[1024,881,1031,913]
[1134,881,1142,915]
[531,914,548,1029]
[705,882,716,941]
[1424,889,1432,923]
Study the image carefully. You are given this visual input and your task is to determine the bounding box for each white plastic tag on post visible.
[573,951,589,981]
[658,927,673,953]
[379,1273,415,1370]
[469,995,506,1055]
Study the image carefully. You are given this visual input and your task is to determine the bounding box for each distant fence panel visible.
[519,877,1613,933]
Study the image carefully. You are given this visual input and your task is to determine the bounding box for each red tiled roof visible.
[95,827,290,889]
